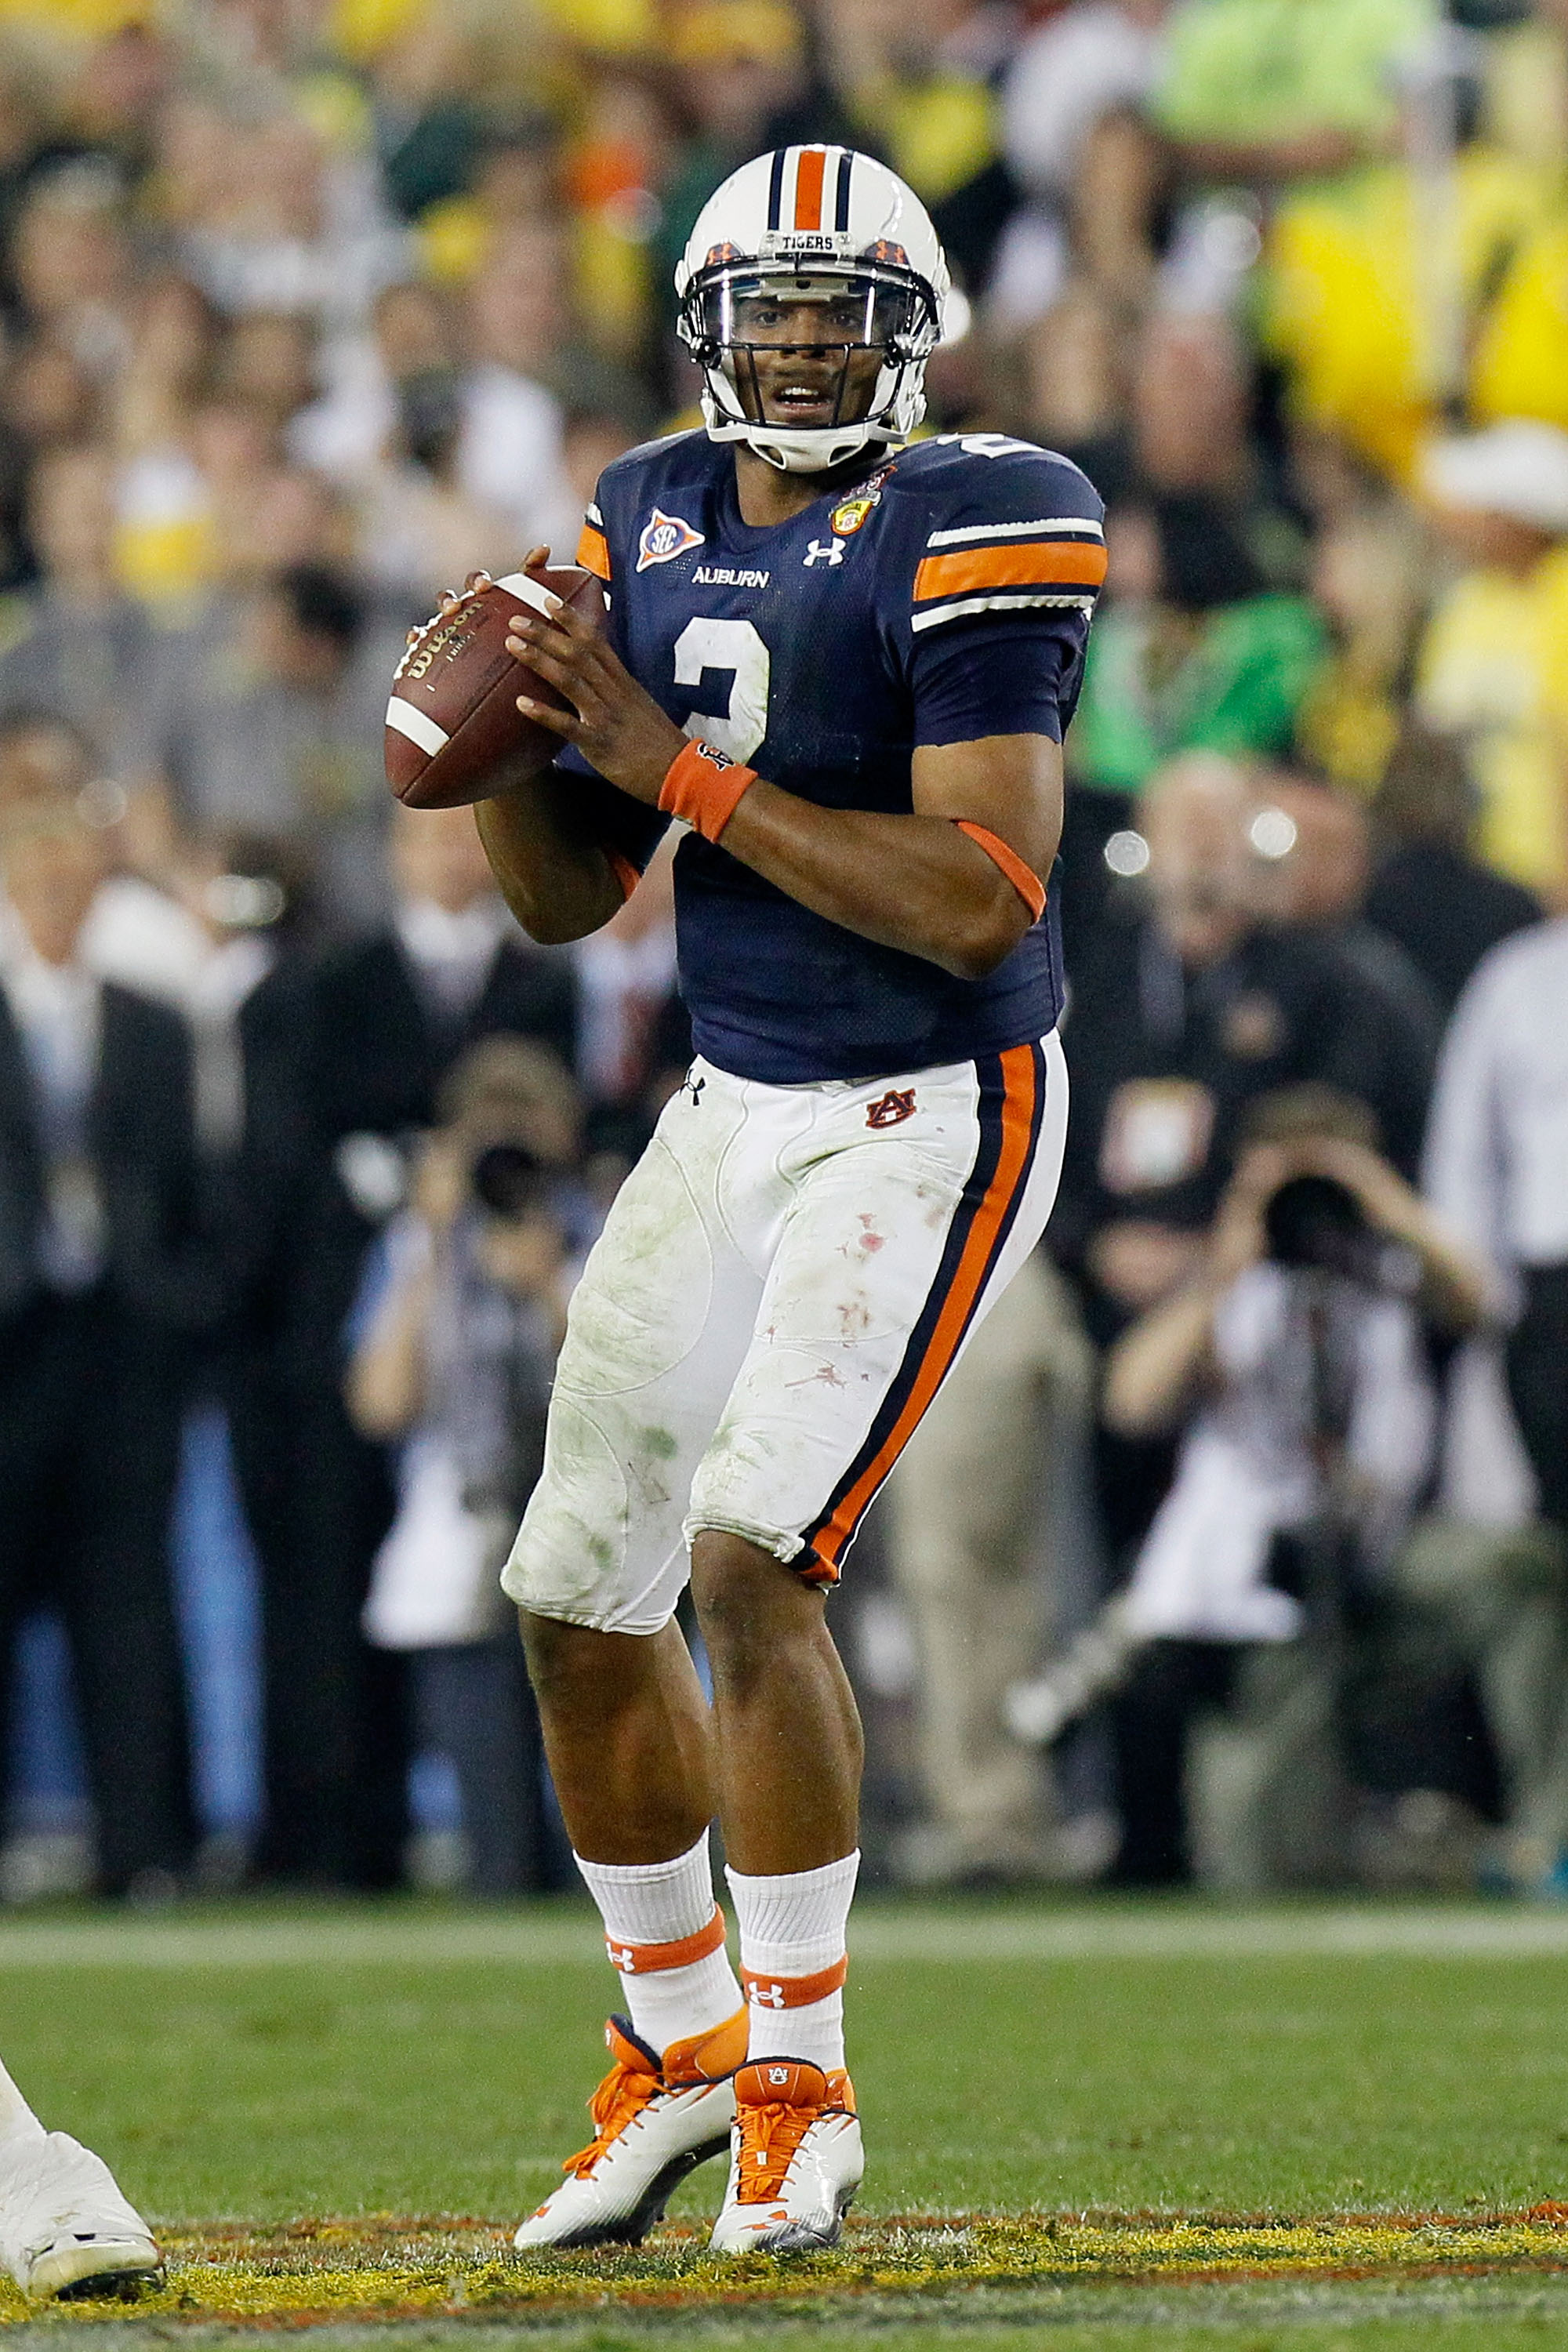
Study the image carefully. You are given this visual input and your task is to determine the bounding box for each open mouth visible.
[770,382,840,419]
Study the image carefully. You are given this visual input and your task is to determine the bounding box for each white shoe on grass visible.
[0,2131,161,2301]
[515,2009,746,2249]
[709,2059,863,2253]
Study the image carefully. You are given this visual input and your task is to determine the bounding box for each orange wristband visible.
[954,819,1047,923]
[659,738,757,843]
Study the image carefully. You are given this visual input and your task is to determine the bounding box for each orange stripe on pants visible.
[793,147,826,230]
[809,1044,1040,1573]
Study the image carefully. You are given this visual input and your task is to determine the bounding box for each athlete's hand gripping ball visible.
[503,548,688,808]
[384,563,608,809]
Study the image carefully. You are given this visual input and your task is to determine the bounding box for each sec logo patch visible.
[637,508,705,572]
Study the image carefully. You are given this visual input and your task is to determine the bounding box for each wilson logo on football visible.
[866,1088,916,1129]
[637,509,706,572]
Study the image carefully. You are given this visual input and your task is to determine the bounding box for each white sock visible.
[575,1831,741,2062]
[727,1850,859,2074]
[0,2061,45,2147]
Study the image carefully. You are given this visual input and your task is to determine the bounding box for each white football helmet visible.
[676,147,949,474]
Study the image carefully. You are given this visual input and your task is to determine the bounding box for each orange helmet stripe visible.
[793,146,826,231]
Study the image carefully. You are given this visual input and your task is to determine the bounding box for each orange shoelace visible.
[733,2095,819,2202]
[563,2056,661,2178]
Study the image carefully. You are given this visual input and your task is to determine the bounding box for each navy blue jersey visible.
[572,428,1104,1084]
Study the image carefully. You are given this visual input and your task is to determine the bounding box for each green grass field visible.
[9,1897,1568,2345]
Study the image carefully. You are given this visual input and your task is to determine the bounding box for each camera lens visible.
[470,1141,543,1220]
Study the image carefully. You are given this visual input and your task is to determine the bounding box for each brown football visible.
[385,565,607,810]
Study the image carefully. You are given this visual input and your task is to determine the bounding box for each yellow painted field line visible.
[8,2215,1568,2323]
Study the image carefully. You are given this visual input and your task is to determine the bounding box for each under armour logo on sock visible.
[750,1982,787,2007]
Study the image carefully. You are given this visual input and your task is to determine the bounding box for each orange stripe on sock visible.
[742,1956,848,2009]
[913,541,1107,601]
[793,147,826,230]
[606,1904,727,1976]
[810,1045,1040,1574]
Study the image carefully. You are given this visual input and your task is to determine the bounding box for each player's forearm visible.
[476,768,627,946]
[718,781,1034,980]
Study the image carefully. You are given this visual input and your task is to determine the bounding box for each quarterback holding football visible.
[465,147,1103,2252]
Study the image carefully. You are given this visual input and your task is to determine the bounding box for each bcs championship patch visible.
[637,508,705,572]
[829,461,895,539]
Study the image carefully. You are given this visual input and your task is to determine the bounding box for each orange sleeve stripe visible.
[793,146,826,230]
[809,1044,1040,1574]
[913,540,1107,601]
[606,849,640,902]
[576,523,612,581]
[955,820,1047,922]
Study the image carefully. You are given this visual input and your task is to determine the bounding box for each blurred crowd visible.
[2,0,1568,1899]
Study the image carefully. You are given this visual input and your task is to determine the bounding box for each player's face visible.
[727,282,890,431]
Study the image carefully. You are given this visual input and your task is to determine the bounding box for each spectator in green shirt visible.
[1071,493,1329,797]
[1153,0,1437,187]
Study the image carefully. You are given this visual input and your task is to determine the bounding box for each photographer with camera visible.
[347,1037,579,1896]
[1014,1087,1490,1886]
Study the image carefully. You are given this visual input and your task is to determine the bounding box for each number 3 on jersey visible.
[673,617,770,764]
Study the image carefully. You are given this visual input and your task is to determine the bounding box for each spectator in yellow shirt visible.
[1416,420,1568,906]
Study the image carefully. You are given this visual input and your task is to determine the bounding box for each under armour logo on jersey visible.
[803,537,846,568]
[681,1069,706,1108]
[750,1983,788,2008]
[866,1088,916,1129]
[637,508,705,572]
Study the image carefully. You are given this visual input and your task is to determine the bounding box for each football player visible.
[471,147,1104,2252]
[0,2057,159,2299]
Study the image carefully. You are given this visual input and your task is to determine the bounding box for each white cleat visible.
[0,2132,162,2302]
[514,2010,746,2250]
[709,2059,863,2255]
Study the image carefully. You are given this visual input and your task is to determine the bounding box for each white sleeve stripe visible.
[586,503,604,527]
[925,517,1104,547]
[911,591,1098,633]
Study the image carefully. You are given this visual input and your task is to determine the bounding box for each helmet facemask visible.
[679,256,941,474]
